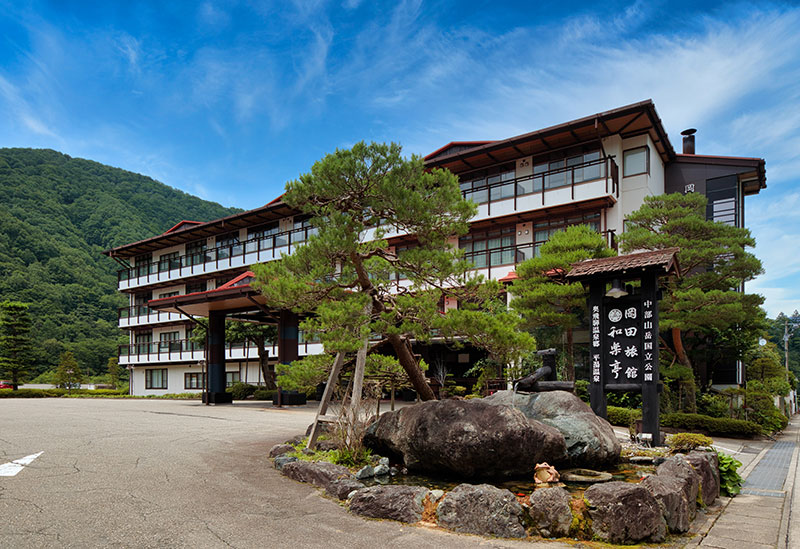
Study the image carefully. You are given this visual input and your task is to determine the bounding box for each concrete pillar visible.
[278,310,299,365]
[204,310,232,404]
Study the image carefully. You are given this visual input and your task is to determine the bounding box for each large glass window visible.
[291,217,316,245]
[159,331,181,352]
[226,371,240,387]
[623,146,649,177]
[145,368,168,390]
[186,240,208,266]
[532,212,601,257]
[185,280,206,294]
[134,254,153,277]
[460,226,516,268]
[216,232,241,259]
[158,251,181,272]
[134,332,152,354]
[246,222,280,252]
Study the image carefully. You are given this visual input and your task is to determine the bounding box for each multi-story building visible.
[103,100,766,397]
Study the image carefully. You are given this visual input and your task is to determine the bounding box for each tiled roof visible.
[566,248,680,280]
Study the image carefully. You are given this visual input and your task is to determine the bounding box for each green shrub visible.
[696,393,730,418]
[667,433,713,452]
[717,451,743,497]
[0,388,50,398]
[574,380,589,403]
[661,412,761,437]
[227,382,258,400]
[607,391,642,409]
[745,391,788,434]
[606,406,641,427]
[253,389,277,401]
[451,385,467,396]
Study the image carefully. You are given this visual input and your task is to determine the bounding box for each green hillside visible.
[0,148,242,376]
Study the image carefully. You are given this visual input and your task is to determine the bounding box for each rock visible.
[273,455,298,470]
[642,474,691,533]
[316,440,340,451]
[378,456,390,466]
[373,464,390,476]
[327,478,366,500]
[584,481,666,544]
[389,467,399,476]
[429,489,444,502]
[281,461,352,491]
[349,485,428,523]
[656,454,700,518]
[355,465,374,479]
[528,487,573,538]
[305,422,333,436]
[363,399,567,478]
[485,390,621,467]
[436,483,526,538]
[285,434,305,445]
[269,443,295,458]
[686,451,720,506]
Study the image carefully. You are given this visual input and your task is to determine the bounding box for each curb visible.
[779,418,800,548]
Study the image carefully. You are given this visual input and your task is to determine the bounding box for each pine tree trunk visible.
[566,326,575,381]
[387,333,435,401]
[671,327,704,387]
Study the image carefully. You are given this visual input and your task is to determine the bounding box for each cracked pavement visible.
[0,398,565,548]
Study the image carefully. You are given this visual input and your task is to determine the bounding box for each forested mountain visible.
[0,148,242,376]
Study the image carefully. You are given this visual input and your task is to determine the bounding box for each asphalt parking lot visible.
[0,398,566,549]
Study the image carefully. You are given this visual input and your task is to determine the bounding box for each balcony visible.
[118,338,324,365]
[118,305,185,328]
[117,225,318,291]
[462,156,618,222]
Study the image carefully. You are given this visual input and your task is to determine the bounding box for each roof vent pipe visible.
[681,128,696,155]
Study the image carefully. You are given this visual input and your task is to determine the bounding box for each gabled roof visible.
[566,248,680,281]
[424,141,495,162]
[424,100,675,174]
[163,220,203,234]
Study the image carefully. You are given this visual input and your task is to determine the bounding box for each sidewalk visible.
[687,417,800,548]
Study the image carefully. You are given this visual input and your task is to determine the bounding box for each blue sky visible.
[1,1,798,317]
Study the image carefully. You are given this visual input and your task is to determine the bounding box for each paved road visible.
[0,399,566,548]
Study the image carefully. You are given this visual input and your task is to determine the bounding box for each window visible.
[460,226,516,268]
[158,251,181,272]
[186,240,208,266]
[134,292,152,316]
[186,280,206,294]
[623,146,649,177]
[145,368,168,390]
[216,232,241,259]
[459,166,515,204]
[246,222,280,252]
[185,372,205,390]
[226,371,240,387]
[134,332,152,354]
[159,331,181,352]
[532,212,601,257]
[291,217,316,245]
[135,254,152,277]
[158,291,179,299]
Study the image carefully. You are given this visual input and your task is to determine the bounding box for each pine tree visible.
[253,141,529,400]
[107,357,121,389]
[510,225,615,380]
[621,192,764,387]
[0,301,34,390]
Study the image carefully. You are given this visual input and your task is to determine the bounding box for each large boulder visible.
[641,474,691,533]
[686,451,720,506]
[436,483,526,538]
[281,461,352,491]
[584,481,666,544]
[326,478,366,500]
[528,487,573,538]
[656,454,701,518]
[364,399,567,479]
[349,485,428,523]
[485,390,620,467]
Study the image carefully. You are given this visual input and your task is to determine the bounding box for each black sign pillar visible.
[588,280,607,418]
[640,274,660,444]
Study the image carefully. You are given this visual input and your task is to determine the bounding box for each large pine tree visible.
[0,301,34,389]
[621,193,764,387]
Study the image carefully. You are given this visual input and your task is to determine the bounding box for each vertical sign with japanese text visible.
[603,297,642,384]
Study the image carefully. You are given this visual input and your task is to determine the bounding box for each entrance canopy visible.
[147,271,280,323]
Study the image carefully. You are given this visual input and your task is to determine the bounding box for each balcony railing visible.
[461,156,618,216]
[119,337,323,362]
[118,225,318,282]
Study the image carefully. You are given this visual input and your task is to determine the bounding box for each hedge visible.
[661,412,762,437]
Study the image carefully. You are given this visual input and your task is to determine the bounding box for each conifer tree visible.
[0,301,34,389]
[510,225,615,380]
[621,192,764,386]
[56,350,82,392]
[253,141,531,400]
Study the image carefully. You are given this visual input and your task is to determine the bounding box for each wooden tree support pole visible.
[306,352,344,450]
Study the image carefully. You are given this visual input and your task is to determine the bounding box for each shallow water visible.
[364,463,655,497]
